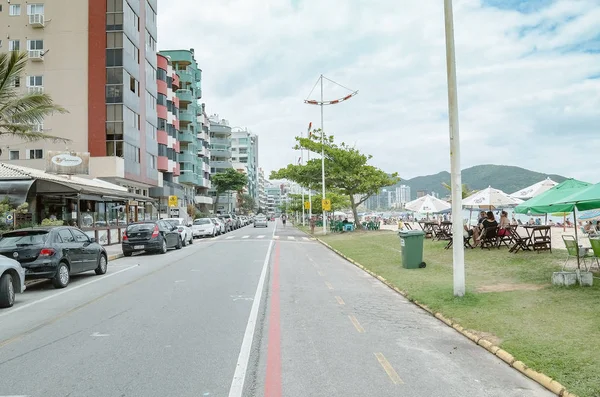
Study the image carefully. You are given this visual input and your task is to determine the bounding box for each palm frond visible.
[0,52,28,104]
[0,126,70,143]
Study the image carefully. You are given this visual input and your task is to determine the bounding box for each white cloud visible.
[158,0,600,183]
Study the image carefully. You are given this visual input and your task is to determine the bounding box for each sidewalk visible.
[104,244,124,261]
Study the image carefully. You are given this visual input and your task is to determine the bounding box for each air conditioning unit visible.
[28,86,44,94]
[30,124,44,133]
[29,14,45,28]
[28,50,44,61]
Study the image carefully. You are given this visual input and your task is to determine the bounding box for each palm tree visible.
[0,51,69,142]
[441,182,477,199]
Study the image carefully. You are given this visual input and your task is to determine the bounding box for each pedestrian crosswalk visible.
[208,235,315,242]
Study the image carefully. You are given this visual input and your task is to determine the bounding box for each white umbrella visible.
[510,177,558,200]
[333,211,347,217]
[463,186,523,209]
[405,194,451,213]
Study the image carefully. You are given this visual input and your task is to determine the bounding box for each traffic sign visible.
[168,195,178,207]
[304,201,310,210]
[322,199,331,211]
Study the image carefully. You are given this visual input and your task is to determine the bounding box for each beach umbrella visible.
[463,186,523,209]
[510,177,558,200]
[405,194,451,213]
[579,209,600,221]
[515,179,591,215]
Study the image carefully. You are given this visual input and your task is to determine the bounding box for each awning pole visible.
[574,209,580,270]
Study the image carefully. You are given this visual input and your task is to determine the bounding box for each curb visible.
[108,253,124,261]
[313,236,576,397]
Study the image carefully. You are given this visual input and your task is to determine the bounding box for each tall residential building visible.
[231,130,259,208]
[396,185,411,206]
[258,168,267,212]
[209,116,234,213]
[158,49,212,212]
[265,185,282,214]
[0,1,160,196]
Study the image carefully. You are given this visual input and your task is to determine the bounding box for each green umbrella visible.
[514,179,592,215]
[555,182,600,211]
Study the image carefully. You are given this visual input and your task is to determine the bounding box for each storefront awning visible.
[0,179,35,205]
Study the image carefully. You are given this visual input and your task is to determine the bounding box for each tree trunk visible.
[349,194,360,229]
[213,192,221,213]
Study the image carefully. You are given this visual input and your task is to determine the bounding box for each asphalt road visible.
[0,219,554,397]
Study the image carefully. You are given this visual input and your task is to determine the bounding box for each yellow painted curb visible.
[108,253,123,261]
[313,236,578,397]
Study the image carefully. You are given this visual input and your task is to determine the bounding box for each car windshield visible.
[194,218,211,225]
[0,230,49,247]
[127,223,156,232]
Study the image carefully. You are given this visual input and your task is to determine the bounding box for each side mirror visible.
[187,223,192,227]
[90,237,97,243]
[172,226,178,231]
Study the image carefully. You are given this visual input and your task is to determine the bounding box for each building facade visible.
[258,168,267,212]
[231,130,259,209]
[0,0,160,199]
[208,116,234,213]
[396,185,411,207]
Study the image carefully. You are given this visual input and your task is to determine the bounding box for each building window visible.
[107,0,124,12]
[145,30,156,52]
[106,49,123,67]
[106,121,124,141]
[157,68,167,82]
[106,67,123,84]
[11,77,20,88]
[27,4,44,15]
[9,151,19,160]
[146,122,157,140]
[8,40,20,51]
[9,4,21,16]
[157,118,167,131]
[27,40,44,52]
[106,85,123,103]
[106,141,124,157]
[106,104,123,121]
[148,154,156,170]
[129,76,138,94]
[157,93,167,107]
[106,32,124,49]
[124,37,139,64]
[27,75,43,87]
[106,12,123,31]
[28,149,43,159]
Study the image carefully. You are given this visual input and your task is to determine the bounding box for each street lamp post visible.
[443,0,465,297]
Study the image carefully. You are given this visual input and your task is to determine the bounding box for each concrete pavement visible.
[0,220,554,396]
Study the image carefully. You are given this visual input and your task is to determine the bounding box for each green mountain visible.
[396,165,568,200]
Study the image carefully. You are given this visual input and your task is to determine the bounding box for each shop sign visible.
[46,151,90,175]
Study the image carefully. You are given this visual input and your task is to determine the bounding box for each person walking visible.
[309,216,316,234]
[281,213,287,228]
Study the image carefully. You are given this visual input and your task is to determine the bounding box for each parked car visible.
[122,220,182,256]
[0,227,108,289]
[211,217,226,235]
[0,256,26,308]
[254,214,268,228]
[192,218,217,238]
[163,218,193,246]
[218,215,234,232]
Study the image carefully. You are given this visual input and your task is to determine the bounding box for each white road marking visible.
[242,235,250,239]
[0,265,139,319]
[303,237,310,241]
[274,235,280,239]
[191,269,203,272]
[287,236,295,240]
[91,332,110,337]
[0,395,30,397]
[230,295,254,301]
[227,239,274,397]
[257,235,265,239]
[175,280,186,283]
[226,236,235,239]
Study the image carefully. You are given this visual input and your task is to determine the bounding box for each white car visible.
[211,217,226,235]
[0,256,26,308]
[163,218,194,246]
[254,215,268,228]
[192,218,217,238]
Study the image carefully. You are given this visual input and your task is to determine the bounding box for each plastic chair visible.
[562,235,593,271]
[589,238,600,271]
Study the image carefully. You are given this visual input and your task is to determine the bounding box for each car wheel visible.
[123,251,132,257]
[188,234,193,244]
[0,273,15,308]
[175,237,182,250]
[181,235,187,247]
[160,238,168,254]
[95,254,108,275]
[52,262,70,289]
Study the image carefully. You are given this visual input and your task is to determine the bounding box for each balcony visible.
[179,152,198,163]
[28,50,44,61]
[211,160,232,170]
[209,124,231,134]
[27,86,44,94]
[176,89,193,104]
[210,148,232,158]
[29,14,45,28]
[179,109,195,124]
[179,172,201,186]
[210,137,230,146]
[178,69,193,84]
[179,130,196,143]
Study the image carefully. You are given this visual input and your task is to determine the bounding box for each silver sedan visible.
[253,216,268,228]
[0,256,26,308]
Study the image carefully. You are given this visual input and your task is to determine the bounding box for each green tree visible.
[239,193,256,214]
[307,191,350,214]
[271,131,399,225]
[212,168,247,213]
[441,182,477,199]
[0,51,69,142]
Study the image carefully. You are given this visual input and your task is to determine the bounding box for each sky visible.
[157,0,600,183]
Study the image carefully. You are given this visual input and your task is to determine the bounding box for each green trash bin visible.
[398,230,426,269]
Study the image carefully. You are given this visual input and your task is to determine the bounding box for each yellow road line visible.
[348,314,365,333]
[374,352,403,384]
[325,281,334,290]
[335,295,345,305]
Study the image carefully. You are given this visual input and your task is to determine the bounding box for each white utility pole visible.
[301,130,305,226]
[444,0,465,297]
[320,75,327,235]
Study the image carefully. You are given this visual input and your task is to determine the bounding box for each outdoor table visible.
[520,225,552,253]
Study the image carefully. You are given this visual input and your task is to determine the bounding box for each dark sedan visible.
[0,227,108,289]
[122,220,182,256]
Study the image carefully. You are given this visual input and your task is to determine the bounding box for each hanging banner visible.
[46,151,90,175]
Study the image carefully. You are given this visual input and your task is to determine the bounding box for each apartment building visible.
[157,49,211,212]
[258,168,267,212]
[231,129,259,208]
[208,116,234,213]
[0,0,160,196]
